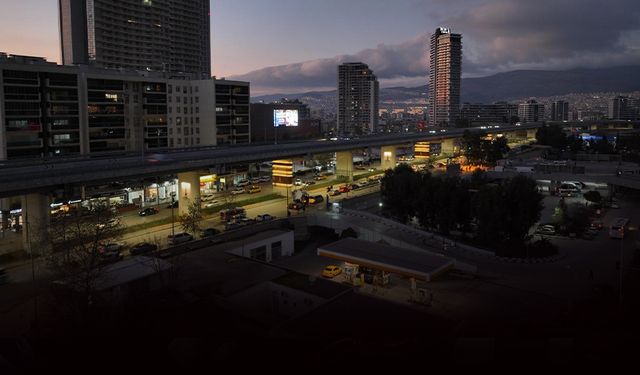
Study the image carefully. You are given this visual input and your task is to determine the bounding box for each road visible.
[0,177,382,285]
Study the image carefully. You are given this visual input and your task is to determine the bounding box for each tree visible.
[220,190,237,206]
[565,204,591,236]
[179,198,203,236]
[340,227,358,239]
[567,135,584,153]
[500,175,544,244]
[46,203,124,323]
[458,130,485,166]
[587,137,615,154]
[380,164,419,223]
[553,197,568,228]
[472,184,504,245]
[486,137,510,165]
[469,169,488,189]
[583,190,602,206]
[536,124,567,149]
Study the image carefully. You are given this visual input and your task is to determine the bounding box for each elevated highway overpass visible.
[0,124,539,198]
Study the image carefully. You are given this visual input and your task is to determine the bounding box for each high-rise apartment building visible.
[551,100,569,121]
[214,79,251,145]
[428,27,462,126]
[609,96,640,121]
[460,102,518,125]
[337,63,379,136]
[0,54,250,160]
[518,100,545,123]
[59,0,211,77]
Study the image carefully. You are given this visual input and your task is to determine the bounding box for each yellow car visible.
[322,265,342,278]
[246,185,261,194]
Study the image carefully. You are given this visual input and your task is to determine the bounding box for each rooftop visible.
[318,238,455,281]
[271,272,350,300]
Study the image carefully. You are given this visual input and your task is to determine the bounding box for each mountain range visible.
[252,66,640,109]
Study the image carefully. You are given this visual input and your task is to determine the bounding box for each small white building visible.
[223,230,294,263]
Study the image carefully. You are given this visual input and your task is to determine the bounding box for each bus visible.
[609,218,630,239]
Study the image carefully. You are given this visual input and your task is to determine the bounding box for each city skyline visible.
[0,1,638,95]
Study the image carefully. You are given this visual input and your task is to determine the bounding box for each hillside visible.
[252,66,640,111]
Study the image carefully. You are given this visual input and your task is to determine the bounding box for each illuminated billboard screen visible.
[273,109,299,127]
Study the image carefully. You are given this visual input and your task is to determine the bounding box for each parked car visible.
[231,212,247,220]
[203,200,221,208]
[582,230,598,240]
[96,217,120,230]
[220,207,246,221]
[168,232,193,245]
[256,214,275,222]
[231,187,246,195]
[138,207,158,217]
[246,185,261,194]
[130,242,158,255]
[238,218,256,226]
[322,265,342,278]
[288,202,304,210]
[331,190,342,196]
[294,178,303,186]
[224,221,242,231]
[201,228,219,238]
[201,194,217,202]
[304,180,316,186]
[250,177,261,184]
[314,175,327,181]
[590,221,604,230]
[536,224,556,235]
[236,179,250,187]
[98,249,123,264]
[339,185,350,193]
[166,201,179,209]
[259,175,271,182]
[308,195,324,205]
[99,243,123,253]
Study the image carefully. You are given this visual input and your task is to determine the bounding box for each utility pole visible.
[170,191,176,238]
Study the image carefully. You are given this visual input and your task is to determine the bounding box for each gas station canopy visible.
[318,238,454,282]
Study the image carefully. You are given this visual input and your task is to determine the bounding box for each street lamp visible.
[170,191,176,238]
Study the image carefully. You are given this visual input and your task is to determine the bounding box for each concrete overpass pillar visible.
[335,151,354,182]
[178,171,201,216]
[381,146,397,171]
[1,197,11,231]
[527,129,537,139]
[21,193,50,254]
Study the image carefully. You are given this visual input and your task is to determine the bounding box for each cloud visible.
[233,0,640,95]
[230,34,429,95]
[443,0,640,76]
